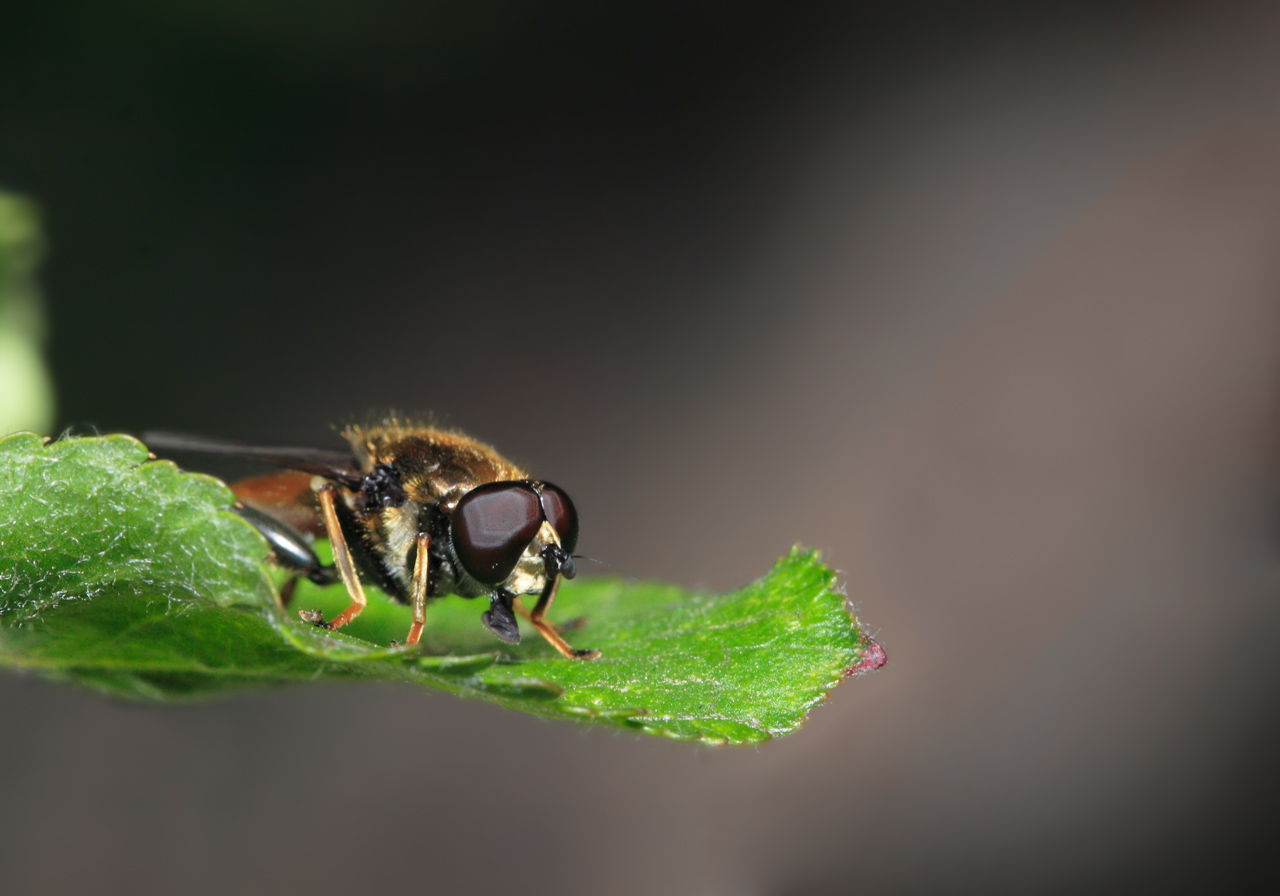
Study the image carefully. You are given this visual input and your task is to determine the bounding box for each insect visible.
[145,421,599,659]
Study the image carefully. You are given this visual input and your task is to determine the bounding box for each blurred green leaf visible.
[0,433,883,744]
[0,192,54,434]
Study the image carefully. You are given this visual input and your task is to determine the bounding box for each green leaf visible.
[0,433,884,744]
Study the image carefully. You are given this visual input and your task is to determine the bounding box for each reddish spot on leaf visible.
[845,637,887,677]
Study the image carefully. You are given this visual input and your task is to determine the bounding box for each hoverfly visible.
[146,420,599,659]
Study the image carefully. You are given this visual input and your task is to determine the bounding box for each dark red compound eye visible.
[537,482,579,554]
[451,481,544,586]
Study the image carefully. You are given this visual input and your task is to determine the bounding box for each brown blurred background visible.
[3,2,1280,893]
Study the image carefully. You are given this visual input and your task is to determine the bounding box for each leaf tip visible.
[844,636,887,677]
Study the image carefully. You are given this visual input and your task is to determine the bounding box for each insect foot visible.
[297,609,330,629]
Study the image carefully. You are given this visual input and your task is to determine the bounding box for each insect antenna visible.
[570,554,611,571]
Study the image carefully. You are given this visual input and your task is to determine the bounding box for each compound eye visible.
[538,482,579,554]
[451,481,544,586]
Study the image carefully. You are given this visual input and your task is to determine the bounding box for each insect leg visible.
[404,533,430,646]
[279,576,298,608]
[233,503,337,588]
[306,484,368,632]
[512,599,586,633]
[527,577,601,660]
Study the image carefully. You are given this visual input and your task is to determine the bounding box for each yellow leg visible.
[305,485,367,632]
[513,598,586,633]
[527,578,601,660]
[404,533,430,646]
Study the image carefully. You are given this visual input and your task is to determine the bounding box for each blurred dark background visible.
[4,2,1280,893]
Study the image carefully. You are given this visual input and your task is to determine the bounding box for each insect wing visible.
[143,431,362,487]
